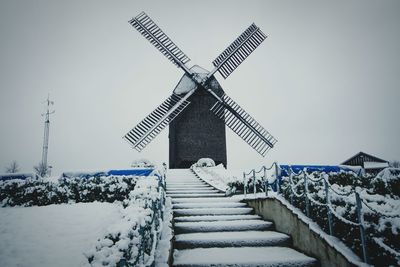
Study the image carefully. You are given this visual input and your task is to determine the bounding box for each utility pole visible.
[41,94,54,175]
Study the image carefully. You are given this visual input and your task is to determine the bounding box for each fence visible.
[242,163,400,264]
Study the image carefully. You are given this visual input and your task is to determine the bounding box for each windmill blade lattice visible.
[212,24,267,79]
[124,94,190,152]
[129,12,191,70]
[210,94,277,156]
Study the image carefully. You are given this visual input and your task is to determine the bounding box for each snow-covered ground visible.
[0,202,121,267]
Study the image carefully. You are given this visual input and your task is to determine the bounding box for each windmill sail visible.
[129,12,191,71]
[212,24,267,79]
[210,94,277,156]
[124,93,191,152]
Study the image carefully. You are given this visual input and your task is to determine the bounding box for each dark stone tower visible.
[169,66,227,168]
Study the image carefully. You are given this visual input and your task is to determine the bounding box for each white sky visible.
[0,0,399,175]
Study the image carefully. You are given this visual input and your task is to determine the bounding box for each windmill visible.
[124,12,277,168]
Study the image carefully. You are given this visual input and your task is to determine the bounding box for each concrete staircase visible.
[167,169,318,267]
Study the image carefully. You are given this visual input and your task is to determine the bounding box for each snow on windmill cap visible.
[173,65,222,95]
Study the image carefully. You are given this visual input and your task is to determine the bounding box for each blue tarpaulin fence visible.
[61,169,154,179]
[0,173,39,181]
[278,165,364,178]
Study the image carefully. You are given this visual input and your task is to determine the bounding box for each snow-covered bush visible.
[0,176,139,207]
[131,158,155,168]
[84,176,165,267]
[279,169,400,266]
[195,158,215,167]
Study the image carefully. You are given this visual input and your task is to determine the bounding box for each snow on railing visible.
[242,163,400,264]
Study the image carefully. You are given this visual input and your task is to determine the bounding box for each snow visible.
[194,158,216,167]
[173,202,247,209]
[173,65,209,95]
[167,189,219,194]
[260,194,369,267]
[131,158,155,168]
[84,176,165,266]
[363,161,389,169]
[372,237,400,263]
[174,214,261,222]
[191,164,241,192]
[173,247,317,267]
[375,167,400,182]
[155,197,174,267]
[0,202,120,267]
[175,230,290,247]
[168,192,225,198]
[171,197,239,203]
[174,207,253,216]
[175,219,273,233]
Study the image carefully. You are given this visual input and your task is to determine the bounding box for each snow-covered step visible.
[167,181,206,183]
[173,247,318,267]
[173,202,247,209]
[174,219,273,234]
[172,197,239,204]
[167,183,206,186]
[175,231,291,249]
[167,185,212,189]
[174,214,261,222]
[168,193,225,198]
[167,190,219,194]
[174,207,253,216]
[167,184,207,188]
[167,187,218,193]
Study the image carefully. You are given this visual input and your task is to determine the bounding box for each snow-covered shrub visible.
[131,158,155,168]
[370,168,400,198]
[279,169,400,266]
[0,175,139,207]
[195,158,215,167]
[84,176,165,267]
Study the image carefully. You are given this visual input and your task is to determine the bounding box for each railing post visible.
[274,162,280,194]
[289,168,293,205]
[323,176,333,236]
[264,166,268,197]
[243,172,247,198]
[304,172,310,217]
[355,191,369,263]
[253,169,256,197]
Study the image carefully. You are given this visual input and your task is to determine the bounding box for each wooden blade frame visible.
[124,92,193,152]
[210,24,267,79]
[129,12,191,73]
[210,94,277,157]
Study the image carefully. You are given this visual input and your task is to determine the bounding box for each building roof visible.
[341,151,388,165]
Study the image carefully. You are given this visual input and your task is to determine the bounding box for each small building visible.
[341,151,389,175]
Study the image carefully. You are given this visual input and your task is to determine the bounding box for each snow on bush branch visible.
[279,168,400,266]
[83,177,165,267]
[0,175,140,207]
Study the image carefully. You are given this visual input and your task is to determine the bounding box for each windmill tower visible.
[124,12,277,168]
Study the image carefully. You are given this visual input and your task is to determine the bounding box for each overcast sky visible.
[0,0,399,175]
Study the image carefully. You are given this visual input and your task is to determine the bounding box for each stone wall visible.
[245,197,363,267]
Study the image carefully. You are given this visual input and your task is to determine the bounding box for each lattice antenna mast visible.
[41,94,55,169]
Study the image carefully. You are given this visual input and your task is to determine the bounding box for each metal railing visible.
[242,163,400,264]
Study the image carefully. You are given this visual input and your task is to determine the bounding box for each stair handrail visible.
[241,163,399,264]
